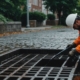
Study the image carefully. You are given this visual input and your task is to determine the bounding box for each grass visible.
[52,25,67,28]
[51,25,67,29]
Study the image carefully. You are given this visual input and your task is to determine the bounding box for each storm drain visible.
[0,49,80,80]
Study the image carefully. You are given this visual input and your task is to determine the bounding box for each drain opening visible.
[48,74,57,76]
[58,78,68,80]
[13,72,23,75]
[65,57,78,67]
[36,59,65,67]
[36,59,48,66]
[1,72,11,75]
[7,77,18,80]
[34,78,43,80]
[38,74,46,76]
[21,77,31,80]
[45,78,54,80]
[59,74,69,77]
[0,77,5,80]
[25,74,35,76]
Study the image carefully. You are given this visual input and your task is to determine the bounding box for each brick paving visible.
[0,27,78,54]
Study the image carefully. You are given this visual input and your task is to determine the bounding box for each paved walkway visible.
[0,27,78,54]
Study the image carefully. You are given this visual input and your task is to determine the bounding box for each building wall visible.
[29,0,42,12]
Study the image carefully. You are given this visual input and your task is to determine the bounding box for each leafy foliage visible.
[21,11,46,26]
[10,0,26,6]
[30,11,46,22]
[43,0,79,25]
[0,0,26,21]
[74,0,80,15]
[0,14,7,22]
[47,14,55,20]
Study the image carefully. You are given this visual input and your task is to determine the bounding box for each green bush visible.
[0,1,22,21]
[21,11,46,26]
[5,7,22,21]
[0,14,7,22]
[30,11,46,22]
[47,14,55,20]
[29,12,35,20]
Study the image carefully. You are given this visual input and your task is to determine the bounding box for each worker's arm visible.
[73,36,80,46]
[66,37,80,48]
[67,30,80,48]
[73,30,80,46]
[75,44,80,53]
[68,37,80,56]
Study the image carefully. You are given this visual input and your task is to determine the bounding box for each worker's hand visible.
[69,48,79,57]
[66,43,76,48]
[67,48,79,67]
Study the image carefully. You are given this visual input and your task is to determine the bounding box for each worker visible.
[66,13,80,59]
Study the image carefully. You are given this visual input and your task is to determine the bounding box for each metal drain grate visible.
[0,49,79,80]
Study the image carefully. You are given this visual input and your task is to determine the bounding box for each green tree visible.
[0,0,26,21]
[10,0,26,6]
[47,14,55,20]
[74,0,80,15]
[43,0,79,25]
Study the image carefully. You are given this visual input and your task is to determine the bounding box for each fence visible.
[46,19,59,25]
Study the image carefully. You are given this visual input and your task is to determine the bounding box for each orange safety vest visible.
[74,30,80,53]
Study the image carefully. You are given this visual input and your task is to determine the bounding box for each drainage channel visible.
[0,49,80,80]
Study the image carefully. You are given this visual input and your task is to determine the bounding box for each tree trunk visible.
[57,11,61,25]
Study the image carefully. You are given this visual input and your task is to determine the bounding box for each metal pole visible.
[26,0,30,28]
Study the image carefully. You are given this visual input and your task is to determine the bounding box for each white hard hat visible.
[66,13,77,27]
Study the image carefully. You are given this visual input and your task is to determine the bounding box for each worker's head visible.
[66,13,80,30]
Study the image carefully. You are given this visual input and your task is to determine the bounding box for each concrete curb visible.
[21,26,52,32]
